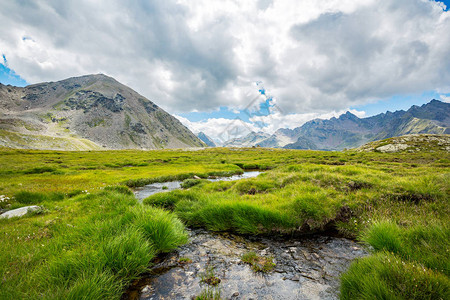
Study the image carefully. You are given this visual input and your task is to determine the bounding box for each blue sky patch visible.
[351,91,445,117]
[0,55,28,86]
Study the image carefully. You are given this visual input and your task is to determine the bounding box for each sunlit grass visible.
[0,147,449,299]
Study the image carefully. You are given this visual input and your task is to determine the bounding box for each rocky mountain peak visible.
[0,74,205,150]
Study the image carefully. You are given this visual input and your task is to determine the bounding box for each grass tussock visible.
[0,190,187,299]
[340,252,450,300]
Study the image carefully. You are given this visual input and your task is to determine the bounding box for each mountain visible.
[0,74,205,150]
[225,100,449,150]
[197,132,216,147]
[222,131,271,147]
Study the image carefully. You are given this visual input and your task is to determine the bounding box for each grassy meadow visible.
[0,147,449,299]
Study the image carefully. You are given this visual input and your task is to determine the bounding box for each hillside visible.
[227,100,449,150]
[197,132,216,147]
[0,74,205,150]
[355,134,450,153]
[222,131,271,147]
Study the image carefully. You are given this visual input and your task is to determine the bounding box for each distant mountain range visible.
[0,74,205,150]
[224,100,449,150]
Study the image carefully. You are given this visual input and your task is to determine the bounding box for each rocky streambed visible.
[124,229,367,300]
[127,171,367,299]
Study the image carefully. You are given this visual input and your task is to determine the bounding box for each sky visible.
[1,0,449,143]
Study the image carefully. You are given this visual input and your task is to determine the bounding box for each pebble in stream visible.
[126,229,367,300]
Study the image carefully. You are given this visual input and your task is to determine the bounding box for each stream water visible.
[127,172,367,299]
[133,171,261,201]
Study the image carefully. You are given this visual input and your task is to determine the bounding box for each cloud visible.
[0,0,449,116]
[440,94,450,102]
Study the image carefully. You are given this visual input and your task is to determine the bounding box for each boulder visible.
[0,205,41,219]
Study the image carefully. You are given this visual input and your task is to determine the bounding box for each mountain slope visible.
[0,74,204,150]
[222,131,271,147]
[197,132,216,147]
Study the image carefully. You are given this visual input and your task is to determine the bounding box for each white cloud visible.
[0,0,449,116]
[440,94,450,103]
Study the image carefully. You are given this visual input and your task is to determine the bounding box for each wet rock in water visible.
[126,229,367,300]
[0,205,41,219]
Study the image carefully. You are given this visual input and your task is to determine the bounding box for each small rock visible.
[193,175,201,179]
[280,253,291,259]
[231,291,240,298]
[291,275,300,281]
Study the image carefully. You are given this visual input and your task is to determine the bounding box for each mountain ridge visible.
[226,100,449,150]
[0,74,205,150]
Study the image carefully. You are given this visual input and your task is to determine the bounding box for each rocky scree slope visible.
[0,74,205,150]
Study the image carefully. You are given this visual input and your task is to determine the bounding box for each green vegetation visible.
[0,188,187,298]
[0,147,449,299]
[241,251,276,273]
[200,267,221,286]
[181,178,205,188]
[194,287,222,300]
[178,256,192,264]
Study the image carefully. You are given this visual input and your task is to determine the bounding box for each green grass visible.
[0,147,449,299]
[200,267,221,286]
[195,287,222,300]
[361,220,449,276]
[340,252,449,300]
[241,251,276,273]
[0,189,187,299]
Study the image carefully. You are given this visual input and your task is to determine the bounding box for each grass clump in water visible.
[181,178,205,189]
[241,251,275,273]
[143,189,200,210]
[194,287,222,300]
[200,267,221,286]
